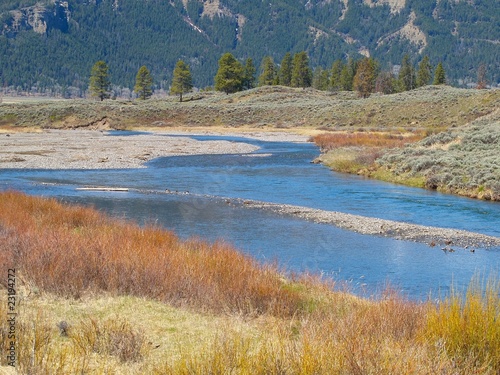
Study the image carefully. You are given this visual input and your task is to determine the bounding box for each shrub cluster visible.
[313,131,424,152]
[377,113,500,200]
[0,191,309,316]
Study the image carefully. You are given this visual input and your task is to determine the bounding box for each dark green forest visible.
[0,0,498,96]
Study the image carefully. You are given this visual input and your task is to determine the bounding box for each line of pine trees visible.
[214,52,449,98]
[90,52,450,101]
[89,60,193,102]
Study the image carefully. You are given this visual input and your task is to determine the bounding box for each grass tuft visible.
[71,317,149,363]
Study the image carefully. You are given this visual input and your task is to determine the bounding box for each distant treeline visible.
[0,0,498,97]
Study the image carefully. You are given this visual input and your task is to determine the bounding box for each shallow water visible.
[1,132,499,300]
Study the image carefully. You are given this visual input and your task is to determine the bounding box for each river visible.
[2,132,499,300]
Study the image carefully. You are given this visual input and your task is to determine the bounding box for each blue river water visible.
[1,132,499,300]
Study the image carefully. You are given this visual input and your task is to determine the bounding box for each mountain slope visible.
[0,0,498,94]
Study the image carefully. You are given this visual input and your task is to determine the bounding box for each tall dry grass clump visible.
[155,293,436,374]
[311,131,425,175]
[71,317,149,363]
[423,277,500,372]
[0,191,308,316]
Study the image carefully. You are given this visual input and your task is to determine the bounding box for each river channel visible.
[2,132,499,300]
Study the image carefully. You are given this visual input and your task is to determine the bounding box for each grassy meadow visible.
[1,191,500,374]
[0,85,498,132]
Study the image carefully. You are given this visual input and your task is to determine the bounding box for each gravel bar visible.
[138,189,500,250]
[0,129,264,169]
[237,200,500,249]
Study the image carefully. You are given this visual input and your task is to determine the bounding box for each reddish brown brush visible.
[313,132,424,152]
[0,191,306,316]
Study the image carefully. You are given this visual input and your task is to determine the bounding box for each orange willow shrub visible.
[0,191,307,316]
[313,131,424,152]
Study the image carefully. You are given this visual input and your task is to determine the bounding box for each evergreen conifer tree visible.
[353,58,378,98]
[416,56,432,87]
[339,58,356,91]
[170,60,193,102]
[278,52,293,87]
[214,53,244,94]
[134,65,153,100]
[398,55,416,91]
[242,58,256,90]
[258,56,276,86]
[433,62,446,85]
[312,67,330,91]
[291,51,312,88]
[89,61,111,101]
[330,60,344,91]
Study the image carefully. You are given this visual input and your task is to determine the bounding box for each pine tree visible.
[258,56,276,86]
[134,65,153,100]
[89,61,111,101]
[278,52,293,87]
[476,64,487,89]
[291,51,312,88]
[312,67,330,91]
[398,55,416,91]
[339,58,356,91]
[416,56,432,87]
[353,57,378,98]
[330,59,344,91]
[433,62,446,85]
[242,58,256,90]
[214,53,244,94]
[170,60,193,102]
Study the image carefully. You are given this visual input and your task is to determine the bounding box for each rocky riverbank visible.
[0,129,291,169]
[136,189,500,250]
[238,200,500,249]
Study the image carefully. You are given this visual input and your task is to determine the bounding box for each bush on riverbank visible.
[377,111,500,200]
[1,191,499,374]
[0,191,312,316]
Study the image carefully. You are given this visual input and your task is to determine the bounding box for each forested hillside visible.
[0,0,498,96]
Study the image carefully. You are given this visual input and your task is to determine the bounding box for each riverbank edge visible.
[316,152,500,203]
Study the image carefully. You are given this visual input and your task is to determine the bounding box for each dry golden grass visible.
[424,277,500,372]
[1,192,499,374]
